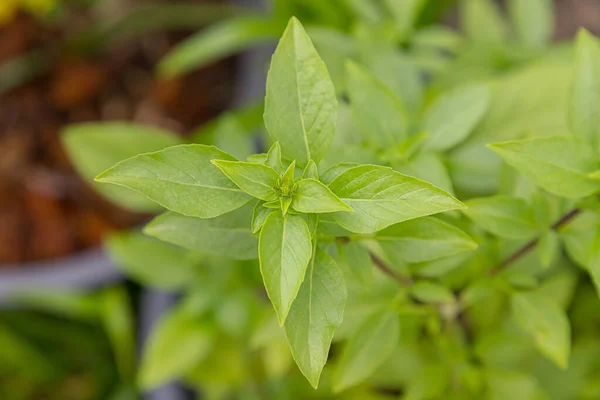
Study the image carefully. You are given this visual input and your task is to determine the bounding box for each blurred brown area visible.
[0,1,236,266]
[554,0,600,38]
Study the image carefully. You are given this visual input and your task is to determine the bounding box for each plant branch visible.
[489,208,582,275]
[369,252,414,286]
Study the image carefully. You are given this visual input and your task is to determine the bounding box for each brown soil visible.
[0,2,236,266]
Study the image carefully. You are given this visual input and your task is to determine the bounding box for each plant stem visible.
[369,252,414,286]
[489,208,582,275]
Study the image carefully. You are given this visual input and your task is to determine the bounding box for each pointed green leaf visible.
[259,212,313,325]
[212,160,279,201]
[266,142,284,173]
[333,311,399,392]
[461,0,508,45]
[291,179,353,214]
[143,202,257,260]
[252,201,274,234]
[512,290,571,369]
[395,152,454,194]
[321,162,359,185]
[489,136,600,198]
[346,60,408,147]
[375,217,477,264]
[284,247,347,388]
[95,144,252,218]
[508,0,554,48]
[339,241,372,287]
[422,84,490,151]
[537,230,559,267]
[281,197,293,215]
[463,196,538,239]
[302,160,319,180]
[327,165,465,234]
[61,122,181,212]
[410,281,455,303]
[570,29,600,147]
[264,17,338,166]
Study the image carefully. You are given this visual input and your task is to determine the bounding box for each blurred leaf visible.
[383,0,427,39]
[210,114,257,161]
[461,0,508,45]
[512,290,571,369]
[395,152,454,194]
[339,241,373,288]
[158,16,280,78]
[486,370,547,400]
[144,202,258,260]
[537,231,560,267]
[11,291,99,320]
[410,281,455,304]
[464,196,538,239]
[0,324,54,379]
[308,27,356,94]
[508,0,554,48]
[106,232,198,289]
[334,310,399,392]
[62,123,181,212]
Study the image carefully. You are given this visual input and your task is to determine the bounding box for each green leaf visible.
[144,202,257,260]
[461,0,508,45]
[537,231,560,267]
[508,0,554,48]
[291,179,353,214]
[394,152,454,194]
[383,0,427,38]
[302,160,319,180]
[158,16,279,78]
[339,241,372,287]
[106,232,198,289]
[138,305,214,390]
[252,202,274,234]
[410,281,455,303]
[489,136,600,198]
[266,142,284,173]
[327,165,465,234]
[375,217,477,263]
[333,311,399,392]
[570,29,600,148]
[61,122,181,212]
[422,84,490,151]
[309,27,356,94]
[264,17,338,167]
[280,197,293,216]
[209,113,255,160]
[346,60,408,148]
[321,162,359,185]
[511,290,571,369]
[463,196,538,239]
[95,144,252,218]
[212,160,279,201]
[259,212,313,325]
[284,247,347,388]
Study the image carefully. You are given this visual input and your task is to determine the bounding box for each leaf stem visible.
[369,252,414,286]
[489,208,582,275]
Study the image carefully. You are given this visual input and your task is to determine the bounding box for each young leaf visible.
[327,165,465,234]
[333,311,399,392]
[259,211,313,325]
[511,290,571,369]
[284,247,347,388]
[61,122,181,212]
[106,232,198,289]
[211,160,279,201]
[95,144,252,218]
[375,217,477,263]
[280,197,293,216]
[461,0,508,45]
[383,0,427,38]
[422,84,490,151]
[266,142,284,173]
[508,0,554,48]
[346,60,408,148]
[570,29,600,148]
[291,179,353,214]
[339,241,373,287]
[410,281,455,303]
[302,160,319,180]
[395,152,454,194]
[264,17,338,167]
[143,202,257,260]
[537,231,560,267]
[321,162,360,185]
[252,202,274,234]
[138,307,214,390]
[489,136,600,198]
[463,196,538,239]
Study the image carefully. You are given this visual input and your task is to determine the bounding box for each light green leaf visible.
[410,281,455,303]
[423,84,490,151]
[512,290,571,369]
[384,0,426,38]
[321,162,359,185]
[266,142,284,173]
[61,122,181,212]
[327,165,465,234]
[463,196,538,239]
[281,196,293,216]
[395,152,454,194]
[252,202,274,234]
[259,212,313,325]
[106,232,198,289]
[143,202,257,260]
[461,0,508,45]
[291,179,353,214]
[309,27,356,94]
[570,29,600,148]
[139,305,214,390]
[508,0,554,48]
[158,16,279,78]
[210,113,255,160]
[264,17,338,167]
[302,160,319,180]
[489,136,600,198]
[537,231,560,267]
[284,247,347,388]
[346,60,408,148]
[375,217,477,264]
[212,160,279,201]
[339,241,372,287]
[95,144,252,218]
[333,311,399,392]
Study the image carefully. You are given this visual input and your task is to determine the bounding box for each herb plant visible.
[61,10,600,400]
